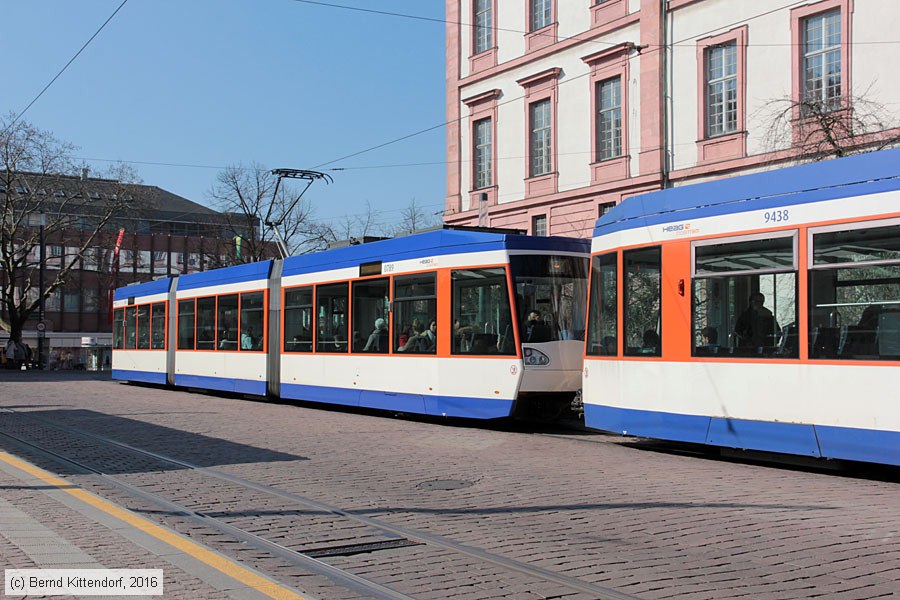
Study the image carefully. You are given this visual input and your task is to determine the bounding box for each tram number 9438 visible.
[764,209,790,224]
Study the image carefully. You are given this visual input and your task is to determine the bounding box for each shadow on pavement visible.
[0,408,307,476]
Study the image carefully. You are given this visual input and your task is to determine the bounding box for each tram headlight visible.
[523,347,550,366]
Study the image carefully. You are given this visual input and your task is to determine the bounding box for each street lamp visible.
[37,212,45,370]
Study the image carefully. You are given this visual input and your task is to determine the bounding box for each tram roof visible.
[593,148,900,237]
[281,228,589,278]
[113,276,173,301]
[114,230,588,298]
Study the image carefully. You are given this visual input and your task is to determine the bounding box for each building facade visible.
[445,0,900,236]
[1,173,254,370]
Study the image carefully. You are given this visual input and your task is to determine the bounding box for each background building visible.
[445,0,900,236]
[1,172,255,369]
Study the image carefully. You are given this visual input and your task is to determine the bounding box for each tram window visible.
[623,247,661,357]
[813,223,900,265]
[217,294,239,350]
[352,278,390,353]
[809,223,900,360]
[692,235,797,358]
[240,292,264,351]
[196,297,216,350]
[284,287,313,353]
[316,282,349,353]
[113,308,125,350]
[510,255,589,343]
[695,236,794,274]
[136,304,151,349]
[125,306,137,350]
[151,303,166,349]
[693,274,797,357]
[586,253,617,356]
[451,268,515,355]
[394,273,437,354]
[177,299,196,350]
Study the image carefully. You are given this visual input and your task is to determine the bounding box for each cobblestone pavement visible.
[0,370,898,599]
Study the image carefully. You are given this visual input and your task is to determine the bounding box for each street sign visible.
[36,322,46,332]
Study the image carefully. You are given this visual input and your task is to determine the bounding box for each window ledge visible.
[591,0,628,28]
[469,48,497,74]
[526,22,558,53]
[696,131,747,163]
[590,155,630,184]
[525,172,558,197]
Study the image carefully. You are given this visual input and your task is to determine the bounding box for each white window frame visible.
[474,0,493,54]
[802,9,842,110]
[473,118,493,190]
[706,43,738,137]
[531,0,551,31]
[530,99,552,177]
[597,76,622,161]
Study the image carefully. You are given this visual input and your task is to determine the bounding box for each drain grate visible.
[417,479,475,491]
[302,539,421,558]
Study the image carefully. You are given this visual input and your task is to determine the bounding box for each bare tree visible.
[318,200,385,247]
[390,198,441,236]
[758,90,900,161]
[206,163,332,262]
[0,116,136,345]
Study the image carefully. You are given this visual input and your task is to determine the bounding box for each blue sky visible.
[3,0,448,230]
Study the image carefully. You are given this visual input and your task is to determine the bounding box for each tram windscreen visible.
[509,255,589,342]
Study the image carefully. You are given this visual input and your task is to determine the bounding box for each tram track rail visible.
[0,407,638,600]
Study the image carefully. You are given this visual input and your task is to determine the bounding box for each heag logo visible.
[662,222,697,236]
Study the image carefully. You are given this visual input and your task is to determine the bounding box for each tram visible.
[113,227,589,420]
[582,148,900,466]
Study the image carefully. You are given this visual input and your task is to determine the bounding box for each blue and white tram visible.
[111,277,172,385]
[113,228,589,420]
[582,149,900,466]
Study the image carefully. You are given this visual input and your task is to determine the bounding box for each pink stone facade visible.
[445,0,896,238]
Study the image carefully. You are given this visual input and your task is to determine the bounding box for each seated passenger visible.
[241,327,254,350]
[398,319,425,352]
[218,327,236,349]
[421,320,437,352]
[363,318,389,352]
[523,311,552,343]
[695,326,719,355]
[402,320,436,353]
[641,330,660,354]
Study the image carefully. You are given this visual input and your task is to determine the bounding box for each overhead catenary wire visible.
[0,0,130,136]
[293,0,899,49]
[14,0,882,228]
[300,0,868,171]
[69,0,876,176]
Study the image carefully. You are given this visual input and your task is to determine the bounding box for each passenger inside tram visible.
[695,326,719,356]
[523,311,552,343]
[363,318,389,352]
[397,318,436,353]
[735,292,779,350]
[640,330,661,354]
